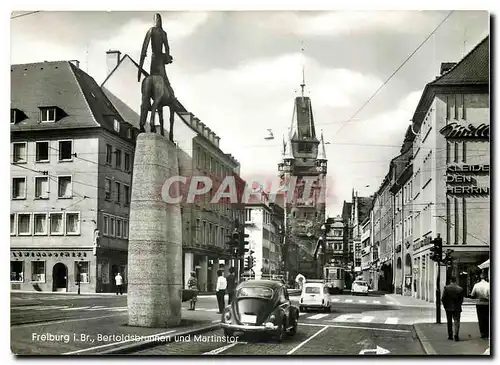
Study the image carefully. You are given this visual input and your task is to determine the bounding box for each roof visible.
[290,96,318,142]
[11,61,137,139]
[238,280,283,290]
[342,202,352,221]
[410,36,489,137]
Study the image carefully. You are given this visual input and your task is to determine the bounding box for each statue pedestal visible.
[127,133,182,327]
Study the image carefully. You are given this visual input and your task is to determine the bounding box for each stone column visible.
[127,133,182,327]
[199,256,208,292]
[184,252,194,288]
[212,260,220,287]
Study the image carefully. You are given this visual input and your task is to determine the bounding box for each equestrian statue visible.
[137,13,177,142]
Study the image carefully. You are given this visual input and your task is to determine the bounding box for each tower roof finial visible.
[300,42,306,97]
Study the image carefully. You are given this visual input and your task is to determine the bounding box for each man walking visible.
[216,269,227,314]
[471,271,490,339]
[226,267,237,305]
[115,272,123,295]
[442,276,464,341]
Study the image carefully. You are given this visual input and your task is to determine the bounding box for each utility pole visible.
[430,234,443,324]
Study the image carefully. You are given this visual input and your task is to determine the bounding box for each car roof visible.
[238,280,283,290]
[304,282,324,287]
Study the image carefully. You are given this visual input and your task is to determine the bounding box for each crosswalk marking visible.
[299,312,307,316]
[385,317,398,324]
[308,313,329,320]
[107,308,127,312]
[359,316,374,323]
[35,306,67,311]
[61,306,90,311]
[332,314,352,322]
[358,300,367,303]
[85,306,107,311]
[387,301,395,305]
[345,299,353,303]
[205,309,219,312]
[373,300,381,304]
[331,298,340,302]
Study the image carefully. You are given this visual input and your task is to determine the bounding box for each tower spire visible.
[300,42,306,97]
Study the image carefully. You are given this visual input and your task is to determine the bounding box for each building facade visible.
[278,87,327,282]
[11,60,138,293]
[244,193,284,280]
[101,51,246,291]
[409,37,489,302]
[360,217,372,282]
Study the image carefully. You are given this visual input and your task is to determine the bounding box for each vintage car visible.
[220,280,299,341]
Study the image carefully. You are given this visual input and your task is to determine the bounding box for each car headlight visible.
[223,310,231,323]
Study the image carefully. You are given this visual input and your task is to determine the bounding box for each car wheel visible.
[288,316,298,336]
[223,328,233,337]
[299,306,304,312]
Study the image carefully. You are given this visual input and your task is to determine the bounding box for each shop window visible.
[76,261,90,283]
[11,261,24,282]
[31,261,46,282]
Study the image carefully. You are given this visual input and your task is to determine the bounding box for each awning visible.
[478,259,490,269]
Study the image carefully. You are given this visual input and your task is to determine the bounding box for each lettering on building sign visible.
[439,122,489,139]
[446,164,489,196]
[447,165,490,173]
[447,186,489,195]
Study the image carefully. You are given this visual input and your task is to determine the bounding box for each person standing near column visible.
[115,272,123,295]
[226,267,237,305]
[471,271,490,339]
[216,269,227,314]
[442,276,464,341]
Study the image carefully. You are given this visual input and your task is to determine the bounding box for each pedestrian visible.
[187,271,198,311]
[216,269,227,314]
[226,267,237,305]
[442,276,464,341]
[115,272,123,295]
[471,271,490,339]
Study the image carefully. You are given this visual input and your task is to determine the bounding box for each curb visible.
[95,323,221,355]
[413,324,437,355]
[11,290,126,296]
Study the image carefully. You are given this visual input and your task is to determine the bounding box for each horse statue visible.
[138,73,177,142]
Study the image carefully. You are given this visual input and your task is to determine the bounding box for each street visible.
[11,291,482,355]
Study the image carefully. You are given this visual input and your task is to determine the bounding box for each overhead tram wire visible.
[11,11,41,19]
[332,10,455,138]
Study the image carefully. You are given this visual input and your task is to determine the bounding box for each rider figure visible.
[138,13,174,95]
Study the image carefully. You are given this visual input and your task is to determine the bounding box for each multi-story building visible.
[350,191,373,274]
[360,216,372,282]
[409,37,489,302]
[244,193,284,280]
[101,51,246,291]
[11,60,138,293]
[278,84,328,281]
[390,147,413,295]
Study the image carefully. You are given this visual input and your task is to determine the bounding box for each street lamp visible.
[76,262,82,295]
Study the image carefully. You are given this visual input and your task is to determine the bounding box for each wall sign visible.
[440,122,489,139]
[447,165,490,173]
[447,186,489,194]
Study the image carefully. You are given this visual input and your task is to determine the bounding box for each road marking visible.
[107,308,127,312]
[385,317,399,324]
[12,313,128,329]
[299,322,411,333]
[331,314,352,322]
[211,320,220,323]
[203,341,247,355]
[63,329,176,355]
[359,316,374,323]
[373,300,381,304]
[287,325,328,355]
[387,301,395,305]
[61,306,90,311]
[205,309,218,312]
[345,299,353,303]
[34,306,67,311]
[12,306,48,311]
[358,300,367,303]
[331,298,340,302]
[85,306,107,311]
[299,312,307,316]
[307,313,329,320]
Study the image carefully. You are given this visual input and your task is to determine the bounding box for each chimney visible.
[106,50,122,76]
[440,62,457,75]
[69,60,80,69]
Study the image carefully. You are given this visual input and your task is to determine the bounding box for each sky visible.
[10,10,490,216]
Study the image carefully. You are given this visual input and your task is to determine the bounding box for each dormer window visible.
[11,108,27,124]
[114,119,120,133]
[40,108,57,123]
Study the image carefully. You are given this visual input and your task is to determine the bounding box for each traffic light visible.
[245,256,254,270]
[430,235,443,262]
[444,249,454,266]
[226,229,240,257]
[238,232,250,257]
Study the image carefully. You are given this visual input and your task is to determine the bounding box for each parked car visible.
[220,280,299,342]
[352,280,369,295]
[299,282,332,312]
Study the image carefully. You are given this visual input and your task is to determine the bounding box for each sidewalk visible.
[11,308,220,355]
[385,294,476,308]
[414,322,490,355]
